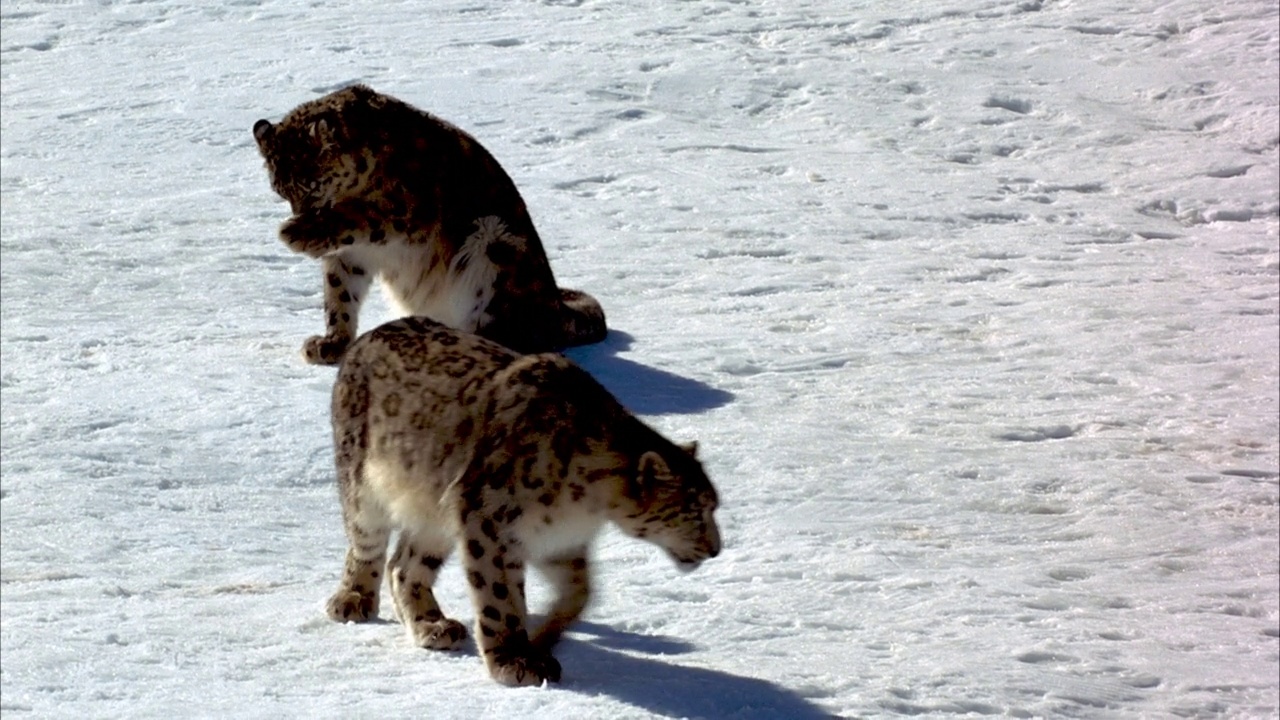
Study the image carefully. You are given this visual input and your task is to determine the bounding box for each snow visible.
[1,0,1277,717]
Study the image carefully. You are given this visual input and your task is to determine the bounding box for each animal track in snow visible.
[664,143,782,154]
[1193,113,1229,131]
[1205,165,1251,178]
[1069,24,1123,36]
[963,211,1028,224]
[1016,650,1079,664]
[998,178,1107,203]
[983,96,1033,115]
[697,247,792,260]
[552,174,618,192]
[947,266,1010,283]
[637,60,672,72]
[1047,567,1092,582]
[1098,629,1143,642]
[1220,468,1279,481]
[996,425,1078,442]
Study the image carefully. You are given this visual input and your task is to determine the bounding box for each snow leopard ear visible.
[252,119,273,144]
[678,441,699,458]
[633,451,672,501]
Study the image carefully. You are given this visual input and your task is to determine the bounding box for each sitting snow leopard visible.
[326,317,721,686]
[252,84,607,363]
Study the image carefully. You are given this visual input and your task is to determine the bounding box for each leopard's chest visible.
[514,508,607,562]
[338,238,496,333]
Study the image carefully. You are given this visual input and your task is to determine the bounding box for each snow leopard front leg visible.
[302,255,372,365]
[278,198,395,259]
[530,548,591,652]
[459,521,561,686]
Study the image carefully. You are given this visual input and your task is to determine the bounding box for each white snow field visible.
[2,0,1277,717]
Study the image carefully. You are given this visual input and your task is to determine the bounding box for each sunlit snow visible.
[2,1,1277,717]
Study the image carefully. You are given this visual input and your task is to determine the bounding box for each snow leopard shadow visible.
[571,620,697,655]
[565,330,734,415]
[379,618,697,665]
[556,633,835,719]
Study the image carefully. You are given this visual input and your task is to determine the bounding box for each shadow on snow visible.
[557,621,836,720]
[566,330,734,416]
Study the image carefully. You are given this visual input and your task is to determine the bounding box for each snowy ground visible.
[2,0,1277,717]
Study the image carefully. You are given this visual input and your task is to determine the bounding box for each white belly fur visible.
[354,219,512,332]
[363,453,606,562]
[518,510,606,562]
[362,453,458,538]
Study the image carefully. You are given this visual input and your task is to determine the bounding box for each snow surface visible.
[2,0,1278,717]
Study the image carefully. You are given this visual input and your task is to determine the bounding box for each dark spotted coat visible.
[324,317,720,687]
[253,84,607,363]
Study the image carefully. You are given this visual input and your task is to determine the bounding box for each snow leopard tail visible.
[559,288,608,348]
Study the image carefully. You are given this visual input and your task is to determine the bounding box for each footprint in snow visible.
[983,96,1033,115]
[996,425,1078,442]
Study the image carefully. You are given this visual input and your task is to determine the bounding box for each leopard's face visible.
[253,87,381,213]
[253,115,332,213]
[620,444,722,572]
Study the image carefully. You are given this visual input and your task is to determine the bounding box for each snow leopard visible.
[253,84,607,363]
[325,317,721,686]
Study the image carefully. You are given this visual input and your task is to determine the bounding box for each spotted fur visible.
[325,317,721,686]
[253,84,607,363]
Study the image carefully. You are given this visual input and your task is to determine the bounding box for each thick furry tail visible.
[559,288,608,348]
